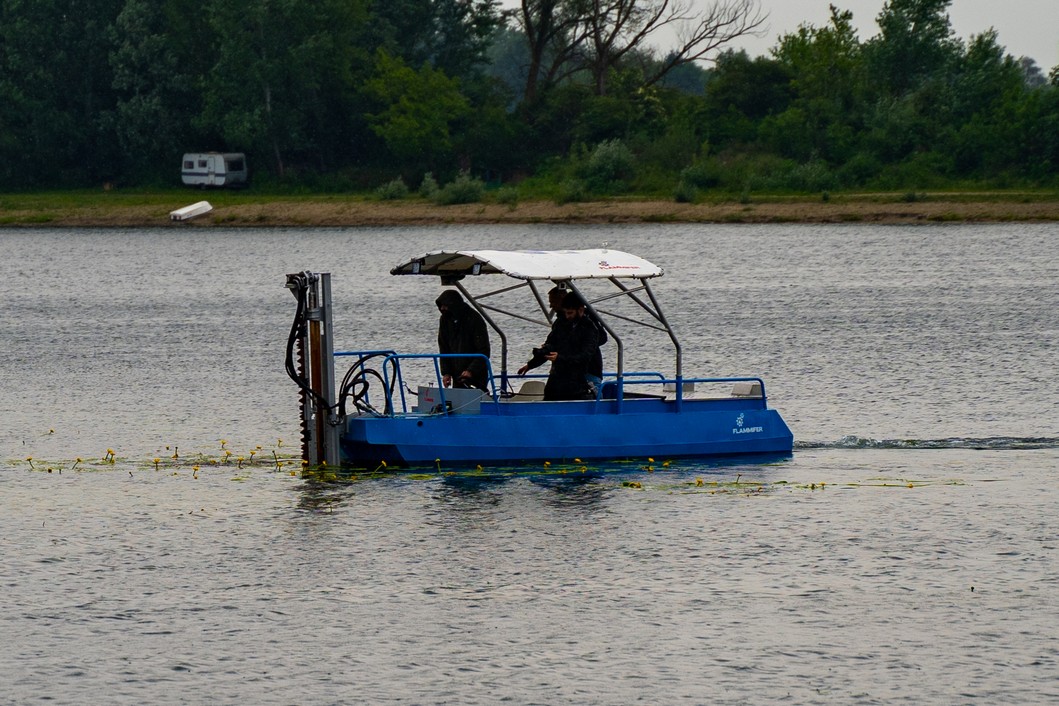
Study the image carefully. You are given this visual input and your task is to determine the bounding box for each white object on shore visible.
[181,153,247,187]
[170,201,213,221]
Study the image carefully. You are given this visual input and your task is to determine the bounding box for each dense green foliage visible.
[0,0,1056,193]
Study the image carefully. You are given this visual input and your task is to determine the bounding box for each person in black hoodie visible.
[436,290,491,391]
[518,291,598,401]
[549,287,606,384]
[519,288,606,395]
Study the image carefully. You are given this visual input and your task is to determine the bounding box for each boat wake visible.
[797,436,1059,451]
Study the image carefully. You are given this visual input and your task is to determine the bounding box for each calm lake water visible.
[2,224,1058,704]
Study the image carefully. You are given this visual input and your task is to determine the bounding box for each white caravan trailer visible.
[181,152,248,187]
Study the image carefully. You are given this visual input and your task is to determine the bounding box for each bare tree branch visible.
[519,0,594,102]
[518,0,765,98]
[642,0,766,89]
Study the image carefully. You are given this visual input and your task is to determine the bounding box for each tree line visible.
[1,0,1056,195]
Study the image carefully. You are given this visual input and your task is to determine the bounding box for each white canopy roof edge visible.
[391,249,664,280]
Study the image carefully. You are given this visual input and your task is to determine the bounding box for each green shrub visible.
[495,186,519,208]
[702,152,794,192]
[555,179,588,204]
[673,180,698,203]
[836,153,883,187]
[680,161,722,189]
[778,160,836,192]
[375,177,409,200]
[584,139,636,193]
[418,172,439,199]
[435,170,485,205]
[873,152,952,190]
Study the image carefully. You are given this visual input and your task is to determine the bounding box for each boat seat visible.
[509,379,545,401]
[599,381,666,400]
[731,381,763,397]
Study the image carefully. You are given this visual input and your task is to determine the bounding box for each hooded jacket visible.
[436,290,491,391]
[525,314,598,401]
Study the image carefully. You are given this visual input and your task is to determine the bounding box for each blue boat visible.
[284,249,793,468]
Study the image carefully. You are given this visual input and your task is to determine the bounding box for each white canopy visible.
[391,249,663,280]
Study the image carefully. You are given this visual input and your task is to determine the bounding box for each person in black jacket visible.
[519,287,607,393]
[436,290,491,391]
[518,291,598,401]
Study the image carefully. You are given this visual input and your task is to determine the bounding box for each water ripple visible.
[798,435,1059,450]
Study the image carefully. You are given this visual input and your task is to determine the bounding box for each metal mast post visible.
[286,271,341,468]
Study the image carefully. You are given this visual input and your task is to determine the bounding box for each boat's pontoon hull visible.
[340,397,792,467]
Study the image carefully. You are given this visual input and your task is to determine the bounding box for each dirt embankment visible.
[5,195,1059,227]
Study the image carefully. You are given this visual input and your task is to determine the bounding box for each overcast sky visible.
[500,1,1059,71]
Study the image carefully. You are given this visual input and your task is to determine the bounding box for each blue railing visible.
[595,374,767,412]
[335,349,767,417]
[381,353,498,414]
[334,350,498,416]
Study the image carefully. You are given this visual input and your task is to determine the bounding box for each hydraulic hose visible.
[284,274,331,412]
[338,352,396,417]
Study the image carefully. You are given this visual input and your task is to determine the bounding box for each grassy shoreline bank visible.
[3,189,1059,227]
